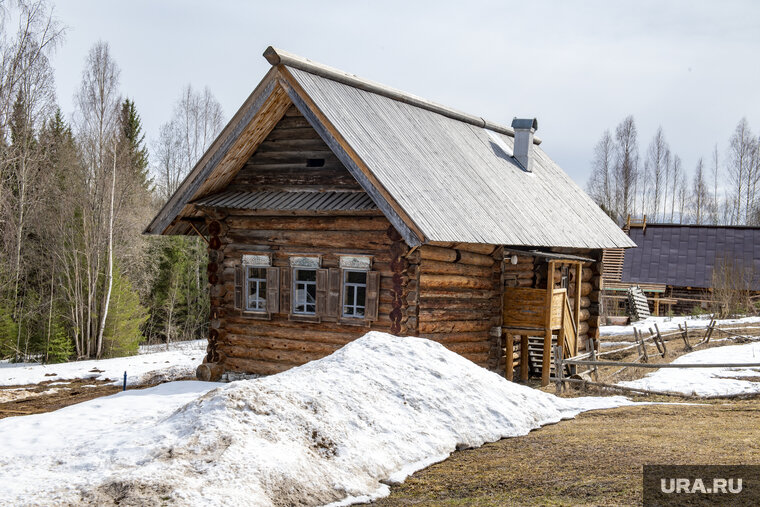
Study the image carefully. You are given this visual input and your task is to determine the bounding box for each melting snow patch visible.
[600,315,760,337]
[0,332,631,506]
[0,347,203,387]
[619,341,760,396]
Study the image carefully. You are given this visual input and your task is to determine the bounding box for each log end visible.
[196,362,224,382]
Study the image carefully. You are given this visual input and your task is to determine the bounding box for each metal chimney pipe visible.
[511,118,538,172]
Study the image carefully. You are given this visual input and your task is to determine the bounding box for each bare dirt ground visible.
[0,378,192,419]
[377,400,760,506]
[376,323,760,506]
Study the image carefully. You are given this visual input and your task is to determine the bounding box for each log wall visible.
[413,243,502,370]
[204,212,407,377]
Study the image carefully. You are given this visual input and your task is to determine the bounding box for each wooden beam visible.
[542,260,554,387]
[520,334,530,381]
[186,220,209,245]
[574,263,582,353]
[505,332,514,381]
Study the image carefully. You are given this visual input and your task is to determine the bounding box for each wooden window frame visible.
[235,255,278,320]
[342,269,368,319]
[244,266,268,313]
[293,268,318,316]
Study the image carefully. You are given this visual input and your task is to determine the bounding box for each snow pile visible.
[601,315,760,337]
[0,332,631,506]
[619,341,760,396]
[0,346,204,387]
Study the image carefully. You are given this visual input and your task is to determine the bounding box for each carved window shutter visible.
[316,268,328,318]
[327,268,342,318]
[234,265,243,311]
[365,271,380,321]
[266,267,279,314]
[280,267,291,315]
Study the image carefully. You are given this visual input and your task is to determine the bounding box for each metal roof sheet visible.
[194,190,378,211]
[287,67,634,249]
[621,224,760,289]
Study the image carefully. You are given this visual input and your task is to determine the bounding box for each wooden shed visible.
[145,47,634,386]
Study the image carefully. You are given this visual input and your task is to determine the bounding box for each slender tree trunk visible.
[95,149,117,359]
[45,273,54,363]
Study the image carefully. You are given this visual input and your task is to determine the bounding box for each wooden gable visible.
[221,105,363,194]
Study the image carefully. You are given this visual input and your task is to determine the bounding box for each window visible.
[342,270,367,318]
[245,267,267,312]
[293,268,317,314]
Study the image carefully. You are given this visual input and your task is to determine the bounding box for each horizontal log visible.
[419,245,494,266]
[418,319,493,334]
[570,282,592,296]
[419,289,497,299]
[443,341,492,355]
[417,331,491,343]
[223,356,297,375]
[418,308,496,322]
[453,243,497,255]
[502,256,534,266]
[225,317,373,339]
[222,343,329,364]
[227,230,391,250]
[423,259,493,278]
[420,274,493,290]
[420,245,457,262]
[418,298,497,311]
[222,334,343,355]
[577,321,589,335]
[578,309,590,321]
[570,268,593,282]
[225,216,390,231]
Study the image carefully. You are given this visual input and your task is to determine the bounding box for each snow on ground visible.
[0,332,633,506]
[619,341,760,396]
[139,339,206,355]
[0,341,205,387]
[600,315,760,337]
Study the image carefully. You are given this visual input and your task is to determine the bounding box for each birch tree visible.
[586,129,615,217]
[614,116,638,222]
[691,157,709,224]
[646,127,669,220]
[727,118,753,224]
[73,41,121,358]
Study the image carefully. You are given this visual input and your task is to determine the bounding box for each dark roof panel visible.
[621,224,760,289]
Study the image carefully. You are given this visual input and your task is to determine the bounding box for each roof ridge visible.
[263,46,541,145]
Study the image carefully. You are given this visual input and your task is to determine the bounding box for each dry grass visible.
[377,401,760,506]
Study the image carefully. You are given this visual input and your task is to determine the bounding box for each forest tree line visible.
[0,1,220,362]
[586,115,760,226]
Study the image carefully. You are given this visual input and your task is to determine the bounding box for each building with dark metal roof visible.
[623,224,760,290]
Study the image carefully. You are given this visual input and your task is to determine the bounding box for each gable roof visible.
[145,47,634,250]
[621,224,760,290]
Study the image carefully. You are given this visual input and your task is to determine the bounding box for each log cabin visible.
[145,47,634,386]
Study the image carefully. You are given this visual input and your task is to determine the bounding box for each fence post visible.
[123,371,127,392]
[654,323,667,356]
[554,345,564,394]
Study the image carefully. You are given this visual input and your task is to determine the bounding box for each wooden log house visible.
[145,47,634,386]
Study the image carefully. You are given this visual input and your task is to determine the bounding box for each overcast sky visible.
[50,0,760,185]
